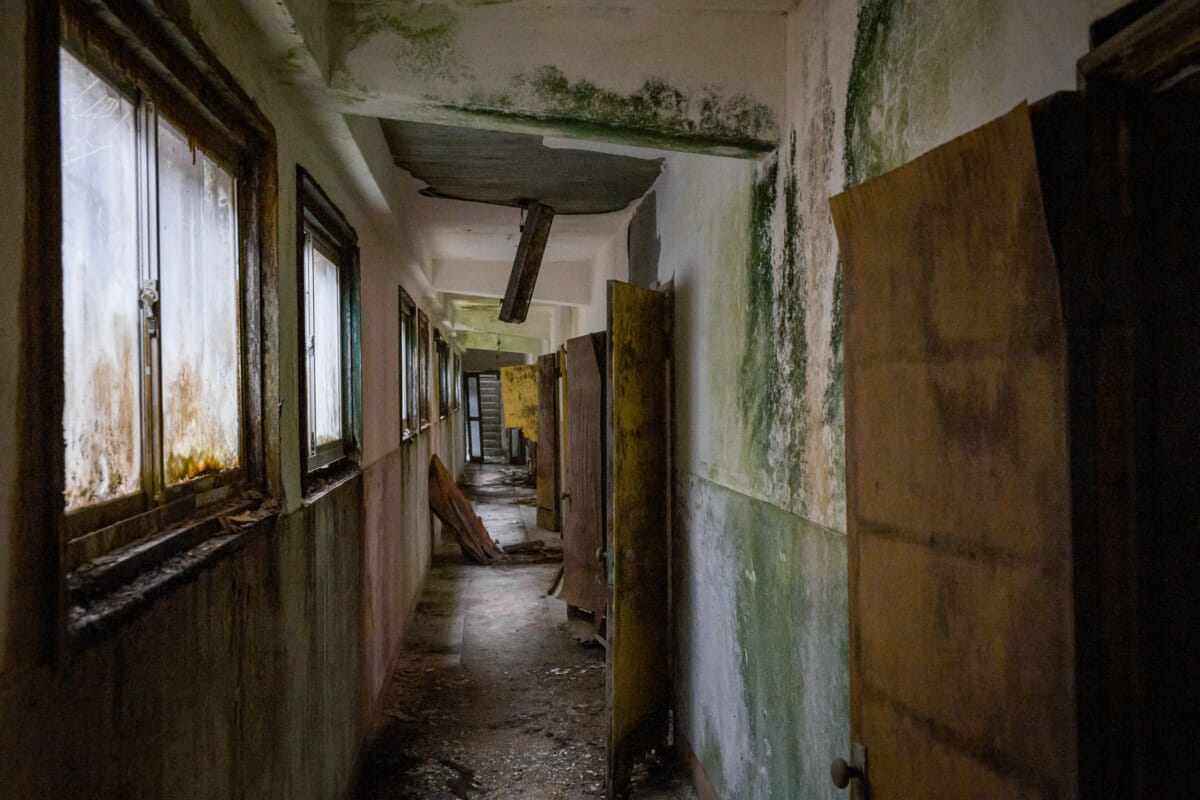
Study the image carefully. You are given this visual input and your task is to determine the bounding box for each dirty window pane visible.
[60,49,142,511]
[158,119,240,485]
[468,377,480,417]
[309,240,343,448]
[469,421,482,459]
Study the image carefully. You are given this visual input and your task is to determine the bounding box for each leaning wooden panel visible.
[536,353,562,531]
[560,334,607,616]
[606,281,669,798]
[830,103,1076,800]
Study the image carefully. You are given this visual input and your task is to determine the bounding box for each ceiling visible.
[380,120,663,214]
[378,119,671,278]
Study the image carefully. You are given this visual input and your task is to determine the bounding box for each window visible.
[297,166,359,477]
[436,330,450,419]
[419,310,431,429]
[452,353,462,411]
[399,287,418,440]
[56,6,275,572]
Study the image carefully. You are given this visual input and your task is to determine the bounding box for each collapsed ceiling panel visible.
[379,119,663,214]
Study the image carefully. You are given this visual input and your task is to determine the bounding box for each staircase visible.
[478,373,506,462]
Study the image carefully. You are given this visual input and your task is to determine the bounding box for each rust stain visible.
[165,360,238,485]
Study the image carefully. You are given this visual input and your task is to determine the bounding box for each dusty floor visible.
[354,464,697,800]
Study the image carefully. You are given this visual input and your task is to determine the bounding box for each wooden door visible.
[561,333,607,620]
[536,352,562,531]
[829,105,1077,799]
[606,280,669,798]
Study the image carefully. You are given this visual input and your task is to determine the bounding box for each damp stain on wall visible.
[335,2,470,84]
[675,474,849,800]
[466,65,776,145]
[736,129,811,516]
[844,0,1005,188]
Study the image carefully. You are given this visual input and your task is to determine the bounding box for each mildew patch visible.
[467,66,776,144]
[336,2,469,83]
[736,130,811,516]
[845,0,1005,187]
[675,475,848,799]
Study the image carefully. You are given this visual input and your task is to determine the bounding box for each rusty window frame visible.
[50,0,277,583]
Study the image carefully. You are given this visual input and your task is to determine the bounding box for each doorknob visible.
[831,743,868,794]
[830,758,860,788]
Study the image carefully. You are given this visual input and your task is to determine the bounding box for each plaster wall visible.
[0,0,463,796]
[579,230,628,335]
[658,1,1097,797]
[434,257,594,306]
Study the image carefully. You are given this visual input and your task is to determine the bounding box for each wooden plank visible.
[536,353,562,531]
[1079,0,1200,90]
[606,281,669,798]
[830,104,1077,799]
[560,333,607,616]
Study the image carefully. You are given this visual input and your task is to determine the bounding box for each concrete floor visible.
[354,464,697,800]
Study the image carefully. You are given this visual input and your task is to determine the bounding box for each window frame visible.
[418,310,431,430]
[435,329,450,420]
[53,0,276,575]
[452,352,462,411]
[296,165,360,483]
[399,287,418,441]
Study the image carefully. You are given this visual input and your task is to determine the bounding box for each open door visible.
[830,105,1077,798]
[561,333,608,627]
[606,280,669,798]
[536,352,562,531]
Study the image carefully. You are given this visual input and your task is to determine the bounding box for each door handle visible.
[831,743,868,795]
[830,759,861,788]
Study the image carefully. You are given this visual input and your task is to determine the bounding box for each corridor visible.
[354,465,696,800]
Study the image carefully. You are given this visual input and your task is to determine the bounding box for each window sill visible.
[301,460,361,506]
[67,491,279,651]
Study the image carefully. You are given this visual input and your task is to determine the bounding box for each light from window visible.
[305,235,343,451]
[60,47,242,511]
[158,119,241,485]
[61,49,141,510]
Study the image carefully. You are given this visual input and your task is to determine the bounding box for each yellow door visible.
[606,280,670,798]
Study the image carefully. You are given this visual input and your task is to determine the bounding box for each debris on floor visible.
[355,464,696,800]
[429,455,506,564]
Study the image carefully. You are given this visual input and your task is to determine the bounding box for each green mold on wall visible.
[845,0,1005,187]
[677,476,849,799]
[737,130,811,513]
[338,2,468,83]
[466,66,776,146]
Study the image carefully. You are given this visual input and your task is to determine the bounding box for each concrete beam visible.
[329,2,785,156]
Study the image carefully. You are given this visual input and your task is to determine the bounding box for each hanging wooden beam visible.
[499,201,555,323]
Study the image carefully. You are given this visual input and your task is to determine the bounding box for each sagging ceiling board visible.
[379,119,664,214]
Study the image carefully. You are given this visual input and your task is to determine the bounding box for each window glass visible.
[60,49,142,510]
[309,240,343,447]
[158,119,240,485]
